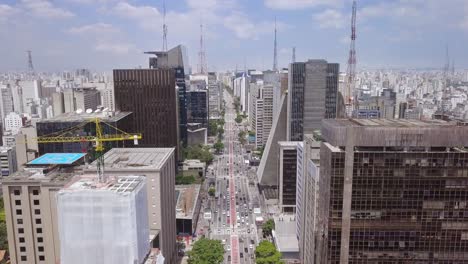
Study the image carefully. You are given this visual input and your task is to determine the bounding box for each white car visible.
[222,211,226,215]
[249,244,253,249]
[227,245,231,251]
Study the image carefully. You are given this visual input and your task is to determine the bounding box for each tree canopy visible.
[184,145,214,164]
[262,219,275,238]
[255,240,283,264]
[188,238,225,264]
[213,140,224,153]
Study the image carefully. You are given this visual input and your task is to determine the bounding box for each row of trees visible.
[238,130,247,145]
[187,238,283,264]
[0,198,8,262]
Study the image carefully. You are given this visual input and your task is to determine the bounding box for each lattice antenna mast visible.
[345,0,357,110]
[162,0,168,52]
[292,47,296,63]
[273,17,278,71]
[27,50,34,73]
[443,44,450,88]
[197,22,207,74]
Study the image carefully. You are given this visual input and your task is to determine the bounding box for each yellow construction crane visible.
[35,117,142,182]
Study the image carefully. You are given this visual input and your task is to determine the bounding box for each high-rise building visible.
[233,73,250,115]
[0,84,14,123]
[51,92,64,116]
[0,146,17,176]
[145,45,189,146]
[296,133,322,264]
[277,141,298,212]
[287,60,339,141]
[187,90,208,127]
[57,175,149,264]
[84,148,177,263]
[4,112,23,133]
[262,84,274,146]
[257,93,288,186]
[36,111,134,155]
[101,88,115,111]
[113,69,180,160]
[208,72,222,119]
[318,119,468,263]
[63,87,101,112]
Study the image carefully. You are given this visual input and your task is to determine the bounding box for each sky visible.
[0,0,467,72]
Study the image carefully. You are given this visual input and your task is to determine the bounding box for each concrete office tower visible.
[4,112,23,133]
[319,119,468,263]
[208,72,222,119]
[17,80,42,114]
[0,84,14,123]
[145,45,189,146]
[14,126,38,170]
[262,85,274,146]
[249,82,261,128]
[257,93,288,185]
[101,88,115,111]
[51,92,64,116]
[0,146,17,176]
[11,83,24,114]
[187,90,208,127]
[57,176,149,264]
[114,69,180,160]
[296,133,322,264]
[233,73,250,115]
[287,60,339,141]
[254,98,264,148]
[63,87,101,112]
[2,164,76,264]
[278,141,299,212]
[84,148,177,263]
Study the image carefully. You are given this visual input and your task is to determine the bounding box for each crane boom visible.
[35,117,142,182]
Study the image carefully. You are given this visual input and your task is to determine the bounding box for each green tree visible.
[184,145,214,164]
[176,174,196,185]
[235,115,242,124]
[262,219,275,238]
[208,187,215,197]
[188,238,224,264]
[255,241,283,264]
[213,140,224,153]
[238,131,247,145]
[208,120,219,136]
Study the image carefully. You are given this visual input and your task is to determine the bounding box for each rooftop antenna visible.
[27,50,34,73]
[197,20,207,74]
[273,17,278,71]
[292,47,296,63]
[162,0,168,52]
[345,0,357,116]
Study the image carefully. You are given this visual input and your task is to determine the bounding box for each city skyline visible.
[0,0,467,72]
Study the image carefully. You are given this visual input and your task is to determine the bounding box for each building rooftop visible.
[38,111,132,123]
[175,184,201,220]
[273,215,299,253]
[28,153,85,165]
[3,166,79,185]
[64,175,144,193]
[322,118,468,147]
[87,148,174,171]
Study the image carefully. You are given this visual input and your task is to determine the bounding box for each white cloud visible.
[21,0,75,19]
[95,42,137,55]
[313,9,345,29]
[0,4,18,23]
[68,23,120,35]
[223,11,288,40]
[264,0,342,10]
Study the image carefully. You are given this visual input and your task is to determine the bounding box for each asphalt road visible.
[208,91,262,264]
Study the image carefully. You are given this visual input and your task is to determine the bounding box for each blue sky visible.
[0,0,467,72]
